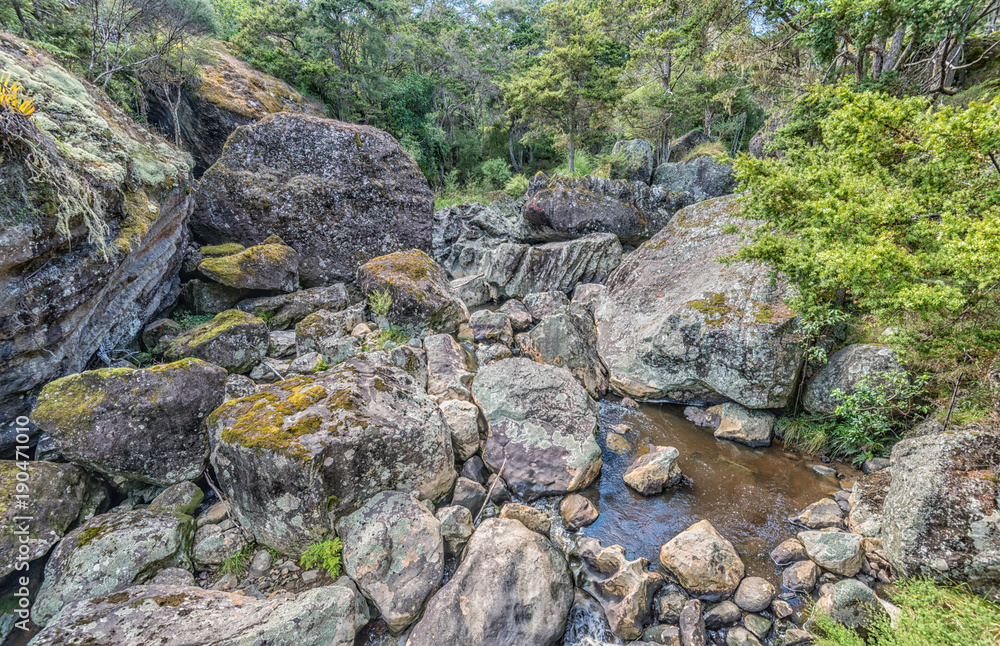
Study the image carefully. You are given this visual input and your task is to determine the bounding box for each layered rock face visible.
[595,195,803,408]
[0,34,193,432]
[192,112,433,285]
[432,201,519,278]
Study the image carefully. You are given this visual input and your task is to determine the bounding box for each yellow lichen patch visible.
[197,243,296,289]
[199,243,245,257]
[112,189,159,254]
[168,309,262,352]
[686,292,734,327]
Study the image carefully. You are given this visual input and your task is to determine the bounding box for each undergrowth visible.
[299,538,343,578]
[220,541,255,578]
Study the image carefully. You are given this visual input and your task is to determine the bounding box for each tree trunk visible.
[11,0,33,40]
[568,111,575,175]
[883,24,907,74]
[508,117,519,173]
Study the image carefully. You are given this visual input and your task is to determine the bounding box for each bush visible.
[299,538,343,578]
[504,173,529,198]
[481,158,513,189]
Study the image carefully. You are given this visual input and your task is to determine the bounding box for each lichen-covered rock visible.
[576,537,664,640]
[30,582,361,646]
[667,129,710,162]
[451,274,491,307]
[148,481,204,515]
[165,310,270,373]
[849,470,891,538]
[483,233,623,299]
[517,303,609,399]
[652,156,736,202]
[407,518,574,646]
[523,290,571,320]
[782,559,819,592]
[294,305,364,358]
[793,498,846,531]
[804,579,888,638]
[237,283,350,330]
[192,523,248,567]
[32,509,195,626]
[596,195,802,408]
[611,139,655,184]
[192,112,433,285]
[439,399,481,461]
[197,242,299,292]
[623,446,682,496]
[880,427,1000,590]
[466,309,513,345]
[31,359,226,486]
[0,461,105,578]
[500,503,552,535]
[207,358,456,554]
[660,520,745,601]
[336,491,443,633]
[472,358,602,500]
[432,201,519,278]
[797,531,865,576]
[499,298,532,330]
[707,403,775,448]
[357,249,469,333]
[436,505,474,554]
[802,344,906,415]
[425,333,477,403]
[187,279,244,314]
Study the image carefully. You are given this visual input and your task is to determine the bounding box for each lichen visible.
[199,243,244,257]
[686,292,734,327]
[168,309,262,352]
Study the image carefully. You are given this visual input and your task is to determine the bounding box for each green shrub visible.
[504,173,529,198]
[368,289,393,319]
[172,311,214,330]
[481,158,513,190]
[299,538,343,578]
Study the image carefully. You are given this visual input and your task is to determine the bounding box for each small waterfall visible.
[561,590,622,646]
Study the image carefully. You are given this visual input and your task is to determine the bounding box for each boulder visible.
[725,626,762,646]
[802,344,906,414]
[500,503,552,535]
[880,427,1000,589]
[32,509,195,626]
[652,156,736,203]
[294,305,364,359]
[357,249,469,333]
[770,538,808,566]
[596,195,802,408]
[576,537,665,640]
[436,505,474,553]
[472,358,602,499]
[743,615,772,641]
[623,446,682,496]
[187,279,244,314]
[611,139,655,183]
[522,290,571,320]
[656,584,690,624]
[848,470,891,538]
[572,282,606,311]
[804,579,888,637]
[560,493,600,529]
[475,343,513,365]
[679,599,706,646]
[747,112,788,160]
[30,582,361,646]
[450,477,487,514]
[707,403,774,447]
[142,318,183,354]
[483,234,623,299]
[432,201,519,278]
[793,498,846,531]
[192,112,433,285]
[336,491,443,633]
[407,518,574,646]
[660,520,745,601]
[193,523,248,567]
[781,559,819,593]
[703,600,741,629]
[498,298,532,330]
[424,333,477,403]
[516,303,609,398]
[237,284,350,330]
[207,359,456,554]
[439,399,481,461]
[0,461,105,578]
[666,129,710,162]
[31,359,226,486]
[451,274,491,308]
[797,531,865,576]
[148,481,204,515]
[165,310,270,374]
[197,242,299,292]
[733,577,775,613]
[466,309,513,345]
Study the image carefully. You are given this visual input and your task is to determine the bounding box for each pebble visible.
[301,570,320,584]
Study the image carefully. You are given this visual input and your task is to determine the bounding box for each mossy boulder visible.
[237,283,350,330]
[32,509,195,626]
[207,358,456,555]
[191,112,433,285]
[198,242,299,292]
[652,156,736,203]
[186,279,245,315]
[0,461,106,578]
[165,310,269,374]
[611,139,655,184]
[31,359,227,487]
[357,249,469,333]
[595,195,803,408]
[472,358,602,500]
[294,304,365,358]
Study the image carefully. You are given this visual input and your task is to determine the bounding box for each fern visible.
[299,538,343,578]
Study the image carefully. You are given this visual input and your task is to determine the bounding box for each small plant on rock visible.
[368,289,393,322]
[220,542,256,578]
[299,538,343,578]
[172,311,213,330]
[310,359,330,373]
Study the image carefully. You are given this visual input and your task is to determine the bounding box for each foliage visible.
[0,74,36,117]
[310,359,330,373]
[172,311,214,329]
[481,158,513,190]
[254,308,275,327]
[367,289,392,319]
[504,173,530,198]
[299,538,343,578]
[220,541,255,577]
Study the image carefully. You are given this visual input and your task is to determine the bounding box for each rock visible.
[0,462,106,578]
[734,577,775,613]
[770,538,808,566]
[793,498,846,530]
[224,374,256,401]
[798,531,865,576]
[782,628,815,645]
[611,139,655,184]
[295,309,363,361]
[861,457,891,474]
[289,351,327,375]
[747,112,788,159]
[249,549,273,578]
[451,274,490,307]
[0,33,192,424]
[432,201,519,278]
[483,234,623,299]
[407,518,574,646]
[782,559,819,593]
[30,582,361,646]
[708,403,774,447]
[772,598,794,619]
[623,446,682,496]
[667,130,711,162]
[802,344,906,414]
[143,318,183,353]
[460,456,488,484]
[517,303,609,398]
[357,250,469,333]
[198,243,299,292]
[31,358,226,486]
[522,290,571,320]
[33,432,61,461]
[336,491,443,633]
[188,280,245,314]
[165,310,270,374]
[498,298,532,330]
[880,427,1000,589]
[237,284,350,330]
[475,343,513,365]
[472,358,602,499]
[644,624,682,645]
[652,156,736,203]
[660,520,745,601]
[812,464,838,479]
[703,600,741,629]
[425,333,476,403]
[657,584,689,624]
[679,599,706,646]
[725,626,763,646]
[595,195,802,407]
[606,431,633,454]
[560,493,600,529]
[486,474,512,505]
[500,503,551,535]
[436,505,474,553]
[197,502,230,527]
[267,330,297,358]
[150,568,195,586]
[450,477,487,515]
[192,112,433,285]
[439,399,481,461]
[148,482,204,515]
[467,309,513,345]
[743,614,771,640]
[804,579,888,637]
[572,282,606,310]
[576,538,664,640]
[848,470,890,538]
[207,359,456,555]
[32,509,195,626]
[193,523,248,567]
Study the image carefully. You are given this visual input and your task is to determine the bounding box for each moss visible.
[686,292,734,327]
[754,304,776,324]
[199,243,245,257]
[112,189,159,254]
[197,244,295,288]
[32,372,110,431]
[169,309,262,351]
[217,379,328,462]
[74,518,116,549]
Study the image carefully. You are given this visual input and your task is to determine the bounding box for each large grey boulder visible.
[611,139,655,184]
[595,195,802,408]
[881,427,1000,590]
[237,283,350,329]
[207,358,456,555]
[576,537,664,640]
[336,491,443,633]
[652,156,736,203]
[192,112,433,285]
[797,531,865,576]
[660,520,745,601]
[472,358,602,499]
[516,303,609,398]
[165,310,270,373]
[407,518,574,646]
[707,402,774,447]
[432,201,519,278]
[31,359,226,487]
[804,579,888,637]
[483,233,622,300]
[32,509,195,626]
[30,583,362,646]
[802,344,906,414]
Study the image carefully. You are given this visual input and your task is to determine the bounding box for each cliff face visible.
[0,34,193,437]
